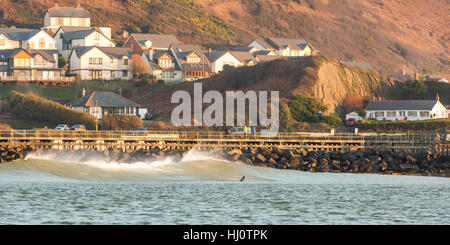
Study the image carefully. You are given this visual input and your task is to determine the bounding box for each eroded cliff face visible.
[312,58,394,114]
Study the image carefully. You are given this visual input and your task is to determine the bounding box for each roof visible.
[266,37,309,50]
[30,49,57,62]
[233,46,256,52]
[66,91,144,108]
[0,49,23,61]
[229,51,258,64]
[60,29,96,41]
[205,51,227,62]
[98,47,133,59]
[47,7,91,18]
[71,46,96,58]
[366,100,439,111]
[251,39,274,50]
[58,26,93,33]
[255,54,281,63]
[0,29,40,41]
[131,33,180,50]
[143,49,181,71]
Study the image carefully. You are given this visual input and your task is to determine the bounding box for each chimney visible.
[82,88,86,97]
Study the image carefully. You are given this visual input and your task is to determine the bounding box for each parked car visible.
[144,112,153,120]
[55,124,69,130]
[229,126,253,135]
[70,124,86,131]
[345,118,357,127]
[125,127,148,136]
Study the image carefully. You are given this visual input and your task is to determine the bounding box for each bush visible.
[322,115,342,128]
[356,119,450,133]
[102,114,143,130]
[7,91,97,129]
[289,94,327,122]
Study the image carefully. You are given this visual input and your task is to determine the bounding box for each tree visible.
[404,79,427,96]
[131,54,149,78]
[342,94,363,113]
[58,56,67,68]
[289,94,328,122]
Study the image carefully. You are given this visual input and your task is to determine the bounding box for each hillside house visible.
[69,46,133,80]
[55,27,115,59]
[0,28,56,50]
[205,51,242,73]
[123,33,180,54]
[66,91,148,119]
[228,51,259,66]
[0,49,62,81]
[141,49,182,84]
[365,99,447,121]
[249,37,316,57]
[169,44,211,81]
[43,4,91,32]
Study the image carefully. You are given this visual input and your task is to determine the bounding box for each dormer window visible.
[187,56,200,63]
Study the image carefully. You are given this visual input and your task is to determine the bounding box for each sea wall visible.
[1,143,448,177]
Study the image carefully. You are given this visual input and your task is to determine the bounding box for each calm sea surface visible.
[0,150,449,225]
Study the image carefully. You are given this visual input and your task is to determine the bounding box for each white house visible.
[43,4,91,32]
[0,28,56,50]
[346,112,363,122]
[69,46,133,80]
[249,37,316,57]
[365,99,447,121]
[57,28,115,59]
[205,51,242,73]
[66,91,148,119]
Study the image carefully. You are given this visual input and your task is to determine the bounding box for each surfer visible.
[240,176,246,182]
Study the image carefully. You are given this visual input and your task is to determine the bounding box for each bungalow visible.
[43,4,91,32]
[365,99,447,121]
[0,48,62,81]
[141,49,183,84]
[228,51,259,66]
[205,50,242,73]
[66,91,148,119]
[170,44,211,81]
[56,27,115,59]
[69,46,133,80]
[249,37,316,57]
[123,33,180,54]
[0,28,56,50]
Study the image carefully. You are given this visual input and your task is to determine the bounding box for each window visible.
[375,111,384,118]
[123,58,128,65]
[14,58,30,67]
[162,70,174,78]
[399,111,405,117]
[39,38,45,49]
[94,32,99,41]
[122,70,128,77]
[56,17,64,26]
[419,111,429,117]
[407,111,417,117]
[89,58,103,65]
[89,70,102,80]
[187,57,200,63]
[111,71,116,78]
[0,39,5,46]
[387,111,396,117]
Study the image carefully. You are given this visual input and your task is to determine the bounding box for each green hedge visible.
[357,119,450,133]
[102,114,143,130]
[7,91,97,129]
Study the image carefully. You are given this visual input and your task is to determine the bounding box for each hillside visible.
[0,0,448,75]
[137,56,395,125]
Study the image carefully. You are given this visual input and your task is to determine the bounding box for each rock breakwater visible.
[1,144,448,177]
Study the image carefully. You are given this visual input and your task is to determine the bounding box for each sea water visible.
[0,149,449,224]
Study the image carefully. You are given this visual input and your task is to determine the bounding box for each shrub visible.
[7,91,96,129]
[102,114,143,130]
[356,119,450,133]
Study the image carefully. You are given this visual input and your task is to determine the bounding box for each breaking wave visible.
[0,148,448,184]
